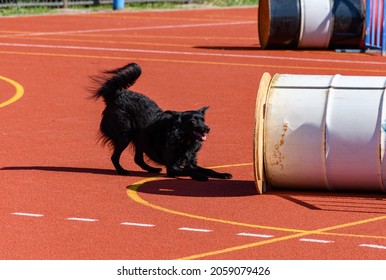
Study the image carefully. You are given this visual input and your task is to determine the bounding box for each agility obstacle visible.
[113,0,124,10]
[259,0,386,54]
[365,0,386,54]
[258,0,365,49]
[254,73,386,194]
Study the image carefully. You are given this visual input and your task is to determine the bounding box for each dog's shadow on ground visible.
[2,166,385,211]
[0,165,161,178]
[1,165,258,197]
[132,178,258,198]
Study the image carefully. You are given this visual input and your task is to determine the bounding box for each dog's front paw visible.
[220,173,232,179]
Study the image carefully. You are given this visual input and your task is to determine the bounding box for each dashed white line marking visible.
[359,244,386,250]
[12,212,44,217]
[66,217,98,222]
[178,227,213,233]
[299,238,333,244]
[121,222,155,227]
[237,232,274,238]
[8,212,385,252]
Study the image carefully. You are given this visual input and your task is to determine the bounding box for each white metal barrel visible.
[298,0,334,48]
[253,73,386,194]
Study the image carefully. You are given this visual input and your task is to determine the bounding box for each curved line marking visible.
[126,164,386,259]
[0,75,24,108]
[126,163,307,235]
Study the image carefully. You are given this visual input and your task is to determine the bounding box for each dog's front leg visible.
[195,166,232,179]
[166,165,208,181]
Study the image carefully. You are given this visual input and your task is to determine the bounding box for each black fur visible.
[91,62,232,181]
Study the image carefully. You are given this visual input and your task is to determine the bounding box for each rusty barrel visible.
[254,73,386,194]
[258,0,365,49]
[258,0,301,49]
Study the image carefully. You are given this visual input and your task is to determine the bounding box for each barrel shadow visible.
[273,190,386,214]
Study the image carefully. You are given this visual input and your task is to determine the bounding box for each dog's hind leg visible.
[134,149,162,173]
[111,139,130,175]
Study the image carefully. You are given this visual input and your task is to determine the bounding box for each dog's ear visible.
[198,106,209,115]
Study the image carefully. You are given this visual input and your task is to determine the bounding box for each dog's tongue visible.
[195,131,207,141]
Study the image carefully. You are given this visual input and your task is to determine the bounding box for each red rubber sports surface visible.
[0,7,385,260]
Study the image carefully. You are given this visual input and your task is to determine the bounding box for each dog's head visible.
[180,106,210,142]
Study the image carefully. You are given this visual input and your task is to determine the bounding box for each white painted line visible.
[1,42,385,67]
[0,21,255,38]
[360,244,386,250]
[121,222,155,227]
[66,217,98,222]
[299,238,333,244]
[237,232,273,238]
[178,227,212,233]
[12,212,44,217]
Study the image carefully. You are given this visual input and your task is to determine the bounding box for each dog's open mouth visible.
[194,130,207,141]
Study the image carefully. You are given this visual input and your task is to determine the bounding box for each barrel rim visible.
[253,72,272,194]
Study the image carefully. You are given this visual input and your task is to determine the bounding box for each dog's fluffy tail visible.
[91,62,142,102]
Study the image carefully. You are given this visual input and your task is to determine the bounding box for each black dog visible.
[91,62,232,181]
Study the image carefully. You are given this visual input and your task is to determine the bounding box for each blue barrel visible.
[113,0,124,10]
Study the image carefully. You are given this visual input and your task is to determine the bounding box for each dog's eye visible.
[191,116,204,124]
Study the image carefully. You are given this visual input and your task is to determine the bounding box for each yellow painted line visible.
[317,231,386,240]
[82,13,256,23]
[0,28,253,40]
[209,162,253,169]
[15,36,192,48]
[127,175,386,241]
[1,50,386,74]
[126,163,386,259]
[179,215,386,260]
[0,31,30,35]
[127,176,307,234]
[0,31,256,41]
[127,163,306,234]
[0,75,24,108]
[179,232,313,260]
[68,33,255,41]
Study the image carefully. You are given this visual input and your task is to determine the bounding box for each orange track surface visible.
[0,7,385,260]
